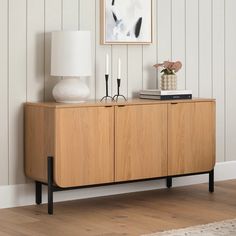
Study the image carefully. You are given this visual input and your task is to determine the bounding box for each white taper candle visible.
[105,54,109,75]
[118,58,121,79]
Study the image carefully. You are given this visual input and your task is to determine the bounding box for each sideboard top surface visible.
[25,98,215,109]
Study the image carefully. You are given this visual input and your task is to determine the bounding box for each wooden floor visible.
[0,180,236,236]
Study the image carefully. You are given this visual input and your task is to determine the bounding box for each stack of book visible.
[139,89,192,100]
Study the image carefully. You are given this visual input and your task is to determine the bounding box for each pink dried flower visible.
[153,61,182,75]
[171,61,182,72]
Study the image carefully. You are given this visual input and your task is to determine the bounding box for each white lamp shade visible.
[51,31,91,77]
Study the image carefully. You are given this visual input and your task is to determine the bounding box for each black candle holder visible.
[112,78,127,102]
[100,74,113,102]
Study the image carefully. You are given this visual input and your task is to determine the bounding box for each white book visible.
[140,89,192,96]
[139,94,192,100]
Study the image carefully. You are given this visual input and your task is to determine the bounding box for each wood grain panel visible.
[115,104,168,181]
[55,107,114,187]
[225,0,236,161]
[212,0,225,162]
[0,0,9,185]
[24,106,55,183]
[172,0,186,90]
[186,0,199,97]
[199,0,212,98]
[27,0,45,102]
[80,0,96,99]
[168,102,216,175]
[24,99,215,186]
[25,98,215,109]
[1,180,236,235]
[44,0,62,101]
[9,0,27,184]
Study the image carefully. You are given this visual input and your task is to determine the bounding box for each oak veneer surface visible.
[0,180,235,236]
[25,98,215,187]
[25,106,55,182]
[115,104,168,181]
[55,107,114,187]
[168,102,216,175]
[25,98,215,108]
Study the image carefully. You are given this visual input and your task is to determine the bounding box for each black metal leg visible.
[209,169,214,193]
[112,79,127,101]
[35,181,42,205]
[43,157,214,215]
[48,156,54,215]
[112,94,127,102]
[167,176,172,188]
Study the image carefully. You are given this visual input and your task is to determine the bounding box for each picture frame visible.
[100,0,153,45]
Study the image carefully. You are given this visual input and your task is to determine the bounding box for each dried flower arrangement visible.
[153,61,182,75]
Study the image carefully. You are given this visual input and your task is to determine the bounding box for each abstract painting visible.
[101,0,152,44]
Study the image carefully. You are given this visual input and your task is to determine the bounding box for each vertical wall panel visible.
[27,0,45,102]
[80,0,96,99]
[157,0,172,85]
[62,0,79,30]
[172,0,186,90]
[0,0,9,185]
[9,0,27,184]
[186,0,199,96]
[127,46,143,98]
[157,0,171,61]
[199,0,212,97]
[44,0,62,101]
[112,46,128,98]
[225,0,236,161]
[95,0,112,100]
[142,0,157,90]
[0,0,235,186]
[213,0,225,162]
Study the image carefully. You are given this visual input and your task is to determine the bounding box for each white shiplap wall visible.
[0,0,235,186]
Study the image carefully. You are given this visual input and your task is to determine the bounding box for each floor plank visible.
[0,180,236,236]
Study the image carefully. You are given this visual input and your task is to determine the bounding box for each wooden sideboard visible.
[24,98,216,214]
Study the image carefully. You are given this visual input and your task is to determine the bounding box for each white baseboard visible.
[1,161,236,209]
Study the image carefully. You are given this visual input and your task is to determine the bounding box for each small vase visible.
[160,74,177,90]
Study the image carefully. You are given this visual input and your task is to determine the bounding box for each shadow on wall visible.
[35,33,45,101]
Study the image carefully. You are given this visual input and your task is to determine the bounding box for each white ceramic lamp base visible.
[52,77,90,103]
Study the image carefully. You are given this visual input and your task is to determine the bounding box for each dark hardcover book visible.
[139,94,192,100]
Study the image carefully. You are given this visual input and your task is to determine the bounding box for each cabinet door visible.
[168,102,215,176]
[115,104,168,182]
[55,107,114,187]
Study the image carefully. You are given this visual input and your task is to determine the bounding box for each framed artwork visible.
[101,0,152,45]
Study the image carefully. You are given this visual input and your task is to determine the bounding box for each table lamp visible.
[51,31,91,103]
